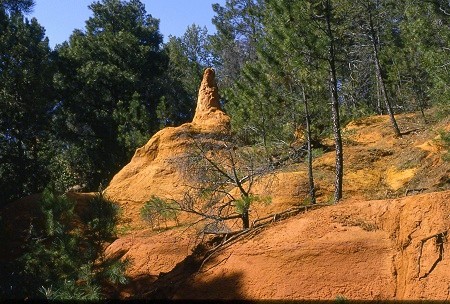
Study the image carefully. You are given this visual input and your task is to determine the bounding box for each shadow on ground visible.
[114,241,244,300]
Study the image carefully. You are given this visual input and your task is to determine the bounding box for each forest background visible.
[1,0,448,205]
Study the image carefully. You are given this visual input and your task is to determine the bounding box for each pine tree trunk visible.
[302,86,316,204]
[368,8,402,137]
[325,0,343,203]
[241,210,250,229]
[376,74,383,115]
[330,77,344,203]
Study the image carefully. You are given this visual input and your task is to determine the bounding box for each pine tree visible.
[394,0,450,115]
[159,24,213,127]
[322,0,344,202]
[210,0,264,89]
[0,0,34,14]
[259,0,345,202]
[0,1,54,204]
[343,0,402,135]
[52,0,165,191]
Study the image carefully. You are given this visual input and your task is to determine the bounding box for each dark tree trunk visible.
[376,74,383,115]
[368,7,402,137]
[325,0,343,203]
[241,210,250,229]
[302,86,316,204]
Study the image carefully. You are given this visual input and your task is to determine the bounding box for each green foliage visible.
[141,196,180,230]
[98,259,129,285]
[210,0,264,89]
[223,0,335,150]
[39,188,75,236]
[40,277,102,301]
[391,1,450,110]
[113,93,151,152]
[335,294,349,303]
[311,148,325,159]
[435,102,450,121]
[45,143,93,193]
[0,189,126,299]
[0,0,34,15]
[0,7,55,205]
[439,130,450,162]
[80,193,120,240]
[218,0,449,149]
[51,0,166,190]
[235,195,252,215]
[235,194,271,215]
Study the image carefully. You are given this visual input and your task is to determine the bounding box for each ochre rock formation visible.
[192,68,229,130]
[103,107,449,300]
[2,63,449,300]
[104,68,230,228]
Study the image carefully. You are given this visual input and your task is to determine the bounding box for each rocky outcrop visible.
[2,59,449,301]
[104,68,230,229]
[192,68,230,132]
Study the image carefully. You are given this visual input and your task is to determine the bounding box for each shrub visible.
[141,196,180,230]
[80,193,120,241]
[0,188,126,299]
[439,130,450,162]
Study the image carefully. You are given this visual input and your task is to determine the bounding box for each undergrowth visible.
[141,196,180,230]
[439,130,450,162]
[0,189,127,300]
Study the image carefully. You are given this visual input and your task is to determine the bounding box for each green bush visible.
[235,194,271,215]
[335,294,349,303]
[0,188,126,299]
[439,130,450,162]
[141,196,180,230]
[80,193,120,241]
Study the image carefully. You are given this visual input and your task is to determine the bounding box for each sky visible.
[30,0,226,48]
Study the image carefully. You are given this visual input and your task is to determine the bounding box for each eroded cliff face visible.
[2,61,449,300]
[170,191,450,300]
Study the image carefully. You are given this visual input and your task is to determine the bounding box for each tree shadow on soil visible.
[175,271,244,300]
[122,243,244,300]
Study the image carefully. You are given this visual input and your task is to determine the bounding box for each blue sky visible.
[30,0,225,48]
